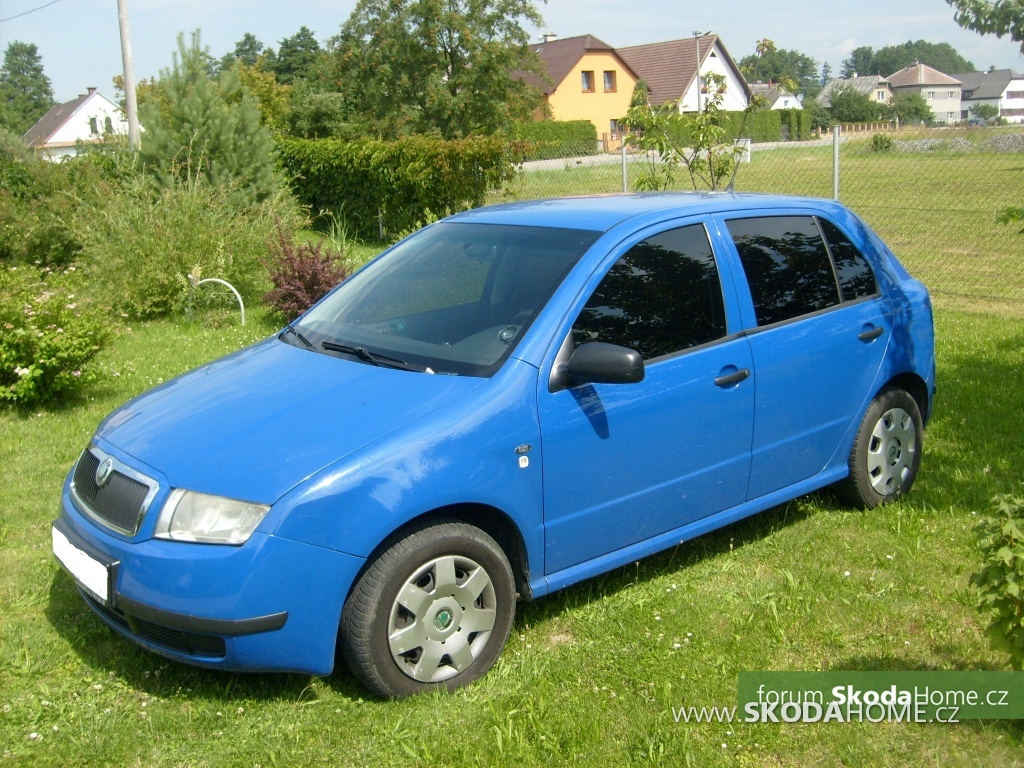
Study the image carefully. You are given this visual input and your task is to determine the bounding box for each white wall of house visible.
[681,42,749,113]
[40,91,129,160]
[1000,77,1024,123]
[915,86,962,125]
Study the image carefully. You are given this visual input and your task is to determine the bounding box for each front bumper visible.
[54,488,365,676]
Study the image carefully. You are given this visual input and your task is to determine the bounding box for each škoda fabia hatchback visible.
[54,194,935,698]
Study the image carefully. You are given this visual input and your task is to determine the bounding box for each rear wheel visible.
[339,519,515,698]
[839,388,923,508]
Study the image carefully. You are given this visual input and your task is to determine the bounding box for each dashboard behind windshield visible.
[293,222,601,377]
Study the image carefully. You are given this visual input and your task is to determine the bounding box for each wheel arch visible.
[348,503,533,609]
[881,371,931,425]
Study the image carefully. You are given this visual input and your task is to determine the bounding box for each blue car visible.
[53,193,935,698]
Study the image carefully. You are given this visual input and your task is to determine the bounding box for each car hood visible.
[95,338,486,503]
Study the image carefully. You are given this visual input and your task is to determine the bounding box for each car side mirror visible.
[567,342,645,386]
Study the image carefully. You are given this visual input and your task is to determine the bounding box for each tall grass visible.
[0,308,1021,766]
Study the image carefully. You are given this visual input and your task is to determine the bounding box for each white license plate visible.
[52,526,110,604]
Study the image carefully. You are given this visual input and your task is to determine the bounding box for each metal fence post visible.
[622,140,628,194]
[833,126,841,200]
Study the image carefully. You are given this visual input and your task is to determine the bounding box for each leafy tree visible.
[841,46,876,77]
[873,40,975,75]
[948,0,1024,52]
[271,27,322,85]
[801,97,831,130]
[286,88,352,138]
[828,85,883,122]
[218,33,271,73]
[139,31,282,207]
[842,40,974,77]
[233,62,292,129]
[970,102,1000,121]
[327,0,545,139]
[886,91,934,124]
[0,41,55,135]
[625,73,766,191]
[740,42,818,94]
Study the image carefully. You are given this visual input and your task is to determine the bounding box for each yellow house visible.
[526,34,639,150]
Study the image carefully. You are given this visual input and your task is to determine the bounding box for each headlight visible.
[154,489,271,545]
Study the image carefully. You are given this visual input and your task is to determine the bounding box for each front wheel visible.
[339,519,516,698]
[838,388,923,508]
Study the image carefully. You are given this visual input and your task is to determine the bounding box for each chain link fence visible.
[492,125,1024,314]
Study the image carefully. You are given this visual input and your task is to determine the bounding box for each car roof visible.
[447,192,844,232]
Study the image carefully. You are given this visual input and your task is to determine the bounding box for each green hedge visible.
[276,136,516,239]
[513,121,599,160]
[706,109,814,143]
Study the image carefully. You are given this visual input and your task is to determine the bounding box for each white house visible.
[750,82,803,110]
[23,88,132,160]
[618,34,752,114]
[953,69,1024,124]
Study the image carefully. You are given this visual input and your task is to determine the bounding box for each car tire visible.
[339,519,516,698]
[839,388,923,508]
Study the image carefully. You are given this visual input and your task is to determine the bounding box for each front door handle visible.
[858,326,885,342]
[714,368,750,388]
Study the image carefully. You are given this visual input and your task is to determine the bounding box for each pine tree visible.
[139,31,281,207]
[0,41,55,135]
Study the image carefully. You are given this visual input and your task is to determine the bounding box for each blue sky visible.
[1,0,1022,102]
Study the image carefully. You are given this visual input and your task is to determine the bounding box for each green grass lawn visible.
[1,306,1022,766]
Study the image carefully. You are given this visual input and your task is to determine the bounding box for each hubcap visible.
[387,555,497,683]
[866,407,916,496]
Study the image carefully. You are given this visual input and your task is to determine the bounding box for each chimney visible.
[541,32,558,43]
[87,87,97,95]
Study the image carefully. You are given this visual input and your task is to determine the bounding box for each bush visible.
[513,121,599,160]
[262,225,351,322]
[276,135,514,240]
[75,176,301,319]
[871,133,894,153]
[0,147,108,268]
[971,495,1024,668]
[0,265,110,407]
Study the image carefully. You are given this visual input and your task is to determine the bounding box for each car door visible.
[538,222,755,575]
[722,213,893,500]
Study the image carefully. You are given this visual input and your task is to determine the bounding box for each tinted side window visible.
[572,225,726,360]
[727,216,840,326]
[818,218,879,301]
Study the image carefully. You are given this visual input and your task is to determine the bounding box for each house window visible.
[948,112,955,120]
[927,91,936,99]
[581,71,595,93]
[603,70,616,92]
[1007,91,1024,99]
[89,117,98,135]
[104,116,113,133]
[876,91,887,102]
[609,119,621,135]
[948,91,956,99]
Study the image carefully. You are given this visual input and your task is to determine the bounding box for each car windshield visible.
[291,222,601,377]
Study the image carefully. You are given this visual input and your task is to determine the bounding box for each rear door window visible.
[726,216,840,326]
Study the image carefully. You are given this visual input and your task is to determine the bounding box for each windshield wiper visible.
[321,342,433,373]
[281,324,315,349]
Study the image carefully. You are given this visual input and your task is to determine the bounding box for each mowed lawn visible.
[0,306,1022,766]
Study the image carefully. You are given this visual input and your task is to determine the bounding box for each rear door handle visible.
[858,326,885,342]
[714,368,750,388]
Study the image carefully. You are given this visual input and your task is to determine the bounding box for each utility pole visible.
[693,31,706,113]
[116,0,140,150]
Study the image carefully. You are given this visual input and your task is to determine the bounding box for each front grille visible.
[72,450,153,536]
[83,592,227,659]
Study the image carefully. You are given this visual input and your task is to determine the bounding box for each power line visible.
[1,0,66,24]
